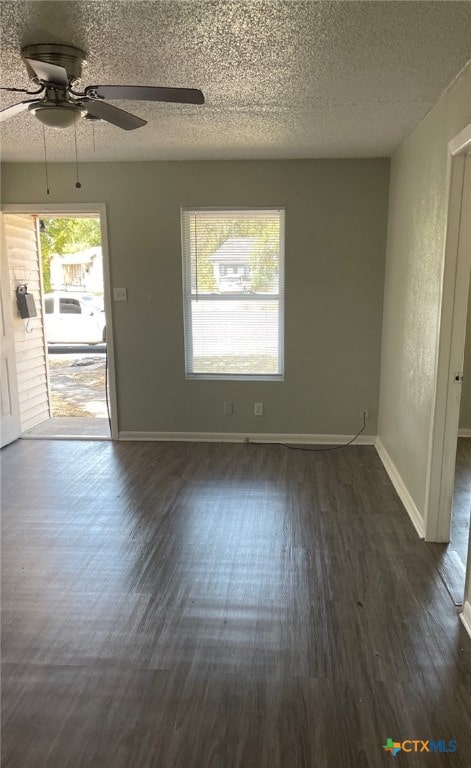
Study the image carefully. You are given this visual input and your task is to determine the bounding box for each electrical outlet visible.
[224,401,233,415]
[254,402,263,416]
[361,407,369,421]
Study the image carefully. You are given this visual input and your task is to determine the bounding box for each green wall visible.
[378,63,471,515]
[2,159,389,436]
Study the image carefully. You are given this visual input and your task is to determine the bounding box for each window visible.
[182,208,284,379]
[59,298,81,314]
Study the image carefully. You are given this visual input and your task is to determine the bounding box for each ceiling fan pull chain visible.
[74,113,81,189]
[42,124,50,195]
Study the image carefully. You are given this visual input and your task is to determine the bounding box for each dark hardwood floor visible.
[2,439,471,767]
[452,439,471,565]
[436,439,471,605]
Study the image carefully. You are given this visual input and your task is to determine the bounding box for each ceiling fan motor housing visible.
[21,44,87,85]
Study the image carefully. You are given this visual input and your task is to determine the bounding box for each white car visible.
[44,292,106,345]
[218,274,253,293]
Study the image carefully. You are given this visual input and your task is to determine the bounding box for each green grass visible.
[193,355,278,375]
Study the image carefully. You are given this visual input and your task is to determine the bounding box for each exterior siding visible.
[5,214,50,432]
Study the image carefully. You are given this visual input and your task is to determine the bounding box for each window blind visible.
[182,208,284,379]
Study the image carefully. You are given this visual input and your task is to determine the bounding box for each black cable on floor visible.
[247,413,367,452]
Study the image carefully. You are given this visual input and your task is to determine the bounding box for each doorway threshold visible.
[22,417,110,440]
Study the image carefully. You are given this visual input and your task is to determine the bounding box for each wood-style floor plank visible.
[435,438,471,605]
[2,439,471,767]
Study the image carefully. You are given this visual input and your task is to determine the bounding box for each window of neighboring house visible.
[181,208,285,380]
[44,298,54,314]
[59,298,81,314]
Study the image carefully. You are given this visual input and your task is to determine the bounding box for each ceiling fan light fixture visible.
[29,102,85,129]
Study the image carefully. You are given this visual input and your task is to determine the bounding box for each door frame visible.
[425,124,471,543]
[0,212,21,446]
[1,203,118,440]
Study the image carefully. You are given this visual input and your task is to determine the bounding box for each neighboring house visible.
[50,247,103,293]
[209,236,277,293]
[209,237,256,292]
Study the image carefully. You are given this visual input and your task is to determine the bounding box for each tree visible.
[39,218,101,292]
[247,222,279,290]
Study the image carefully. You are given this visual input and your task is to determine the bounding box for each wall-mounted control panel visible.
[16,284,37,319]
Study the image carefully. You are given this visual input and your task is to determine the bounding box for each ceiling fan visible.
[0,44,204,130]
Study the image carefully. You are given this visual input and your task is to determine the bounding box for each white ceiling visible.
[1,1,470,162]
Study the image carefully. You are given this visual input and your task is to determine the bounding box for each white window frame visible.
[181,207,285,381]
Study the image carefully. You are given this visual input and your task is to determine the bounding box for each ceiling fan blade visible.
[24,58,68,87]
[85,99,147,130]
[0,99,40,123]
[85,85,204,105]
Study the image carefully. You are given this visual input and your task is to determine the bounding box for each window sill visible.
[186,374,284,382]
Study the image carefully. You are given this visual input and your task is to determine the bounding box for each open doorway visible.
[443,294,471,603]
[439,300,471,605]
[1,204,117,441]
[425,127,471,613]
[40,215,109,438]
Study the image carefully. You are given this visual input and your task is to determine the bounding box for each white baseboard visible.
[118,431,376,445]
[375,437,425,538]
[458,428,471,437]
[21,434,110,441]
[460,601,471,639]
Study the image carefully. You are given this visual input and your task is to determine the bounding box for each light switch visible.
[113,287,127,302]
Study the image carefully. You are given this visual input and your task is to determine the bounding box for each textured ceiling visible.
[0,1,470,162]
